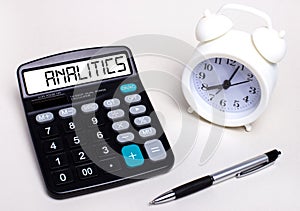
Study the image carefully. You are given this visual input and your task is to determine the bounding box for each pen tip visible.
[149,200,155,205]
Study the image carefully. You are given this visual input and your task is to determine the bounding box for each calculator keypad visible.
[29,81,173,198]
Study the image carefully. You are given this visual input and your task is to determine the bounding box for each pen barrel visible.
[211,154,269,184]
[173,176,214,198]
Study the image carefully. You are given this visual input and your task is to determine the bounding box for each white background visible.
[1,0,299,210]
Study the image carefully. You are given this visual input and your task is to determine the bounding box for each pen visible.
[149,149,281,205]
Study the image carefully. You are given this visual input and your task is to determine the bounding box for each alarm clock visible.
[182,4,287,131]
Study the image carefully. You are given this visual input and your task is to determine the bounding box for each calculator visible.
[17,46,174,199]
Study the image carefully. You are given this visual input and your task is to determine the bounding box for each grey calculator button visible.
[107,109,125,120]
[129,105,146,115]
[112,120,130,132]
[59,107,77,118]
[103,98,120,109]
[117,132,135,143]
[124,94,141,104]
[36,112,54,124]
[139,127,156,138]
[134,116,151,126]
[144,139,167,161]
[81,103,99,113]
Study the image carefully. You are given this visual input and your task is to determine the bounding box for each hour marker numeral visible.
[226,59,245,70]
[227,59,236,66]
[198,72,206,79]
[204,63,213,71]
[233,100,240,108]
[214,58,222,65]
[209,94,215,101]
[220,99,227,107]
[249,87,257,94]
[201,83,208,91]
[243,96,249,103]
[247,73,254,81]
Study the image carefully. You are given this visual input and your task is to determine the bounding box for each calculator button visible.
[89,128,108,142]
[121,144,144,167]
[76,164,98,180]
[120,83,137,94]
[112,120,130,132]
[52,169,73,185]
[66,134,87,148]
[36,112,54,124]
[59,107,77,118]
[124,94,141,104]
[81,103,99,114]
[134,116,151,127]
[94,143,115,157]
[144,139,167,161]
[116,132,135,143]
[62,120,81,132]
[107,109,125,120]
[103,98,120,109]
[40,125,59,139]
[129,105,146,116]
[48,153,69,169]
[86,115,104,127]
[71,149,90,163]
[139,127,156,138]
[99,157,122,173]
[43,139,64,154]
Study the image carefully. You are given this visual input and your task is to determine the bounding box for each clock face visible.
[192,58,261,113]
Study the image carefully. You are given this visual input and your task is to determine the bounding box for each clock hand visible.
[206,84,223,91]
[230,80,251,87]
[228,66,240,82]
[207,79,250,91]
[215,88,222,96]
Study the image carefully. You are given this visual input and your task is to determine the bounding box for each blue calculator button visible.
[121,144,144,167]
[120,83,137,93]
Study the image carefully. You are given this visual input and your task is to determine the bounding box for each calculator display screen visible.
[23,53,131,95]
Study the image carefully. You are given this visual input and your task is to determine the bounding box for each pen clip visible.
[236,161,275,178]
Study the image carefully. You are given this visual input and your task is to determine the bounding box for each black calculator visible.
[17,46,174,199]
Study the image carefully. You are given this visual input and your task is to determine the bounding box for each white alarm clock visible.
[182,4,287,131]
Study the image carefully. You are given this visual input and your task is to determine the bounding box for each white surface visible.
[1,0,299,210]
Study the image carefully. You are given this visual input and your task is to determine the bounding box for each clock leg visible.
[244,124,252,132]
[187,107,194,114]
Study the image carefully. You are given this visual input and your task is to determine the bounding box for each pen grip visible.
[173,176,214,199]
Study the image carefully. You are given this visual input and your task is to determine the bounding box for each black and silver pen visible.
[149,149,281,205]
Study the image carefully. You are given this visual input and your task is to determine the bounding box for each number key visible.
[71,149,90,164]
[89,128,108,142]
[86,115,104,128]
[39,125,59,139]
[52,169,73,185]
[76,164,98,180]
[94,144,114,157]
[47,153,69,169]
[62,120,81,132]
[43,138,63,154]
[65,133,87,148]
